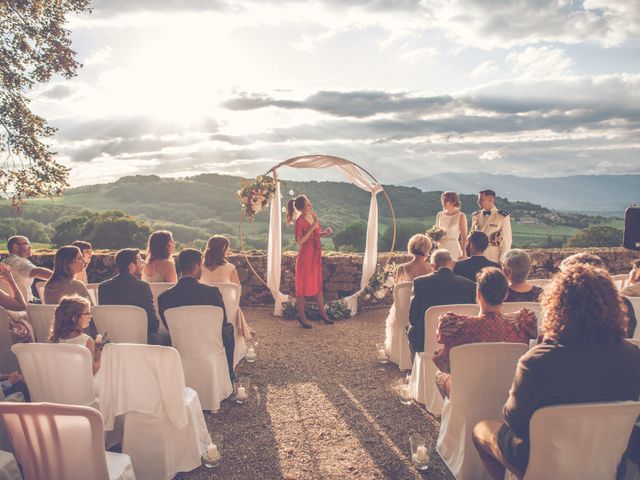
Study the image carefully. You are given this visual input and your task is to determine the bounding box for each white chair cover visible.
[86,283,100,305]
[35,283,46,304]
[148,283,174,332]
[98,343,211,480]
[0,450,21,480]
[384,282,412,371]
[11,343,97,408]
[0,391,10,453]
[410,304,479,411]
[437,342,527,480]
[0,402,135,480]
[0,309,19,373]
[524,401,640,480]
[527,279,551,289]
[625,297,640,340]
[502,302,543,329]
[204,282,246,367]
[92,305,148,344]
[164,306,233,412]
[25,304,57,343]
[612,274,628,291]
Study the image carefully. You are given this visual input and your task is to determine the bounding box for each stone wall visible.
[1,247,638,306]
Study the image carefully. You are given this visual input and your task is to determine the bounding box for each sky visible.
[31,0,640,187]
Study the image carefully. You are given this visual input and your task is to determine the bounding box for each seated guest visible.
[393,234,433,283]
[158,248,235,380]
[99,248,170,345]
[559,252,605,270]
[71,240,93,284]
[201,235,254,339]
[407,249,476,354]
[49,295,103,375]
[142,230,177,283]
[621,259,640,297]
[472,264,640,480]
[0,264,32,343]
[453,231,500,282]
[433,268,537,398]
[502,249,543,302]
[1,371,30,402]
[1,235,52,303]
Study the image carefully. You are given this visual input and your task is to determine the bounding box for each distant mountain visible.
[401,173,639,214]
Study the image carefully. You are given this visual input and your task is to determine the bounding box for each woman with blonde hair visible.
[435,191,467,261]
[49,295,103,375]
[142,230,177,283]
[201,235,255,339]
[286,194,333,329]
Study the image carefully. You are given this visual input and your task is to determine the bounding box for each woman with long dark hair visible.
[142,230,177,283]
[286,195,333,329]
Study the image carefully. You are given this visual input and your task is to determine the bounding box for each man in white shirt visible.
[1,236,52,302]
[470,190,512,263]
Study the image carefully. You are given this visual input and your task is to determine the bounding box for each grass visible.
[0,242,51,252]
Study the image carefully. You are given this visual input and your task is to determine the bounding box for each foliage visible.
[360,263,397,303]
[237,174,276,222]
[333,221,367,251]
[0,217,51,243]
[281,298,352,320]
[564,225,623,248]
[379,221,426,251]
[51,211,97,247]
[0,0,91,205]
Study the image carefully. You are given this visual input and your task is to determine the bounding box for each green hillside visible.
[0,173,617,251]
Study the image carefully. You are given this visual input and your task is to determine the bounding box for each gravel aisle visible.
[178,307,454,480]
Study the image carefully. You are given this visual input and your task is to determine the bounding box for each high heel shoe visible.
[321,317,335,325]
[298,318,312,329]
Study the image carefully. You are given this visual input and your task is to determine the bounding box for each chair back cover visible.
[25,304,57,343]
[386,282,412,370]
[625,297,640,340]
[612,274,628,290]
[85,283,100,305]
[148,282,174,324]
[502,302,543,329]
[164,306,232,411]
[11,343,96,407]
[437,342,528,480]
[0,308,19,373]
[202,283,247,366]
[92,305,147,344]
[35,283,46,304]
[525,401,640,480]
[0,402,128,480]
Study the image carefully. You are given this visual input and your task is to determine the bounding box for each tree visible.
[81,211,151,249]
[333,221,367,252]
[564,225,623,248]
[51,211,97,247]
[0,0,91,205]
[379,221,426,252]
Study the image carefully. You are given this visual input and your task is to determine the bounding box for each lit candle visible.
[236,386,248,401]
[377,348,387,361]
[246,347,256,361]
[207,444,220,461]
[415,445,428,463]
[400,385,411,401]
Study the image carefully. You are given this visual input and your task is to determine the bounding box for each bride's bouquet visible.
[237,174,276,222]
[426,225,446,243]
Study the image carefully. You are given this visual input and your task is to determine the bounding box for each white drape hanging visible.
[266,155,383,316]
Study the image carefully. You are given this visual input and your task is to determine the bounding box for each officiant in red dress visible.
[286,195,334,329]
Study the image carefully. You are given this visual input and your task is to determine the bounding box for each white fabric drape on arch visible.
[266,155,382,316]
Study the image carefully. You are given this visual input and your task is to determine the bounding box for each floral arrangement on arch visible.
[237,174,277,222]
[360,262,397,303]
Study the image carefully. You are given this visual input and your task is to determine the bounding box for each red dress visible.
[295,215,323,297]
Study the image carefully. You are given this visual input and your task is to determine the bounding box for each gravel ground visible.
[177,306,455,480]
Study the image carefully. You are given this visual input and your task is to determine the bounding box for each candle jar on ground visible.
[409,433,431,471]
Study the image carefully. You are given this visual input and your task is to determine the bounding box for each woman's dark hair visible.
[146,230,173,262]
[71,240,92,253]
[542,264,626,345]
[286,195,308,225]
[47,246,81,285]
[204,235,229,268]
[49,295,90,343]
[476,267,508,306]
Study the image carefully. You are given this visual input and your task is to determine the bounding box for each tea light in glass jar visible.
[400,384,412,403]
[246,346,257,362]
[236,386,248,401]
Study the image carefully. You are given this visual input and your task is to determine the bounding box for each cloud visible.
[38,83,80,100]
[470,61,498,79]
[398,46,438,64]
[479,149,502,162]
[506,46,573,78]
[83,47,114,66]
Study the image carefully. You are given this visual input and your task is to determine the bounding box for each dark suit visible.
[453,255,501,282]
[98,272,169,345]
[158,276,235,378]
[407,267,476,353]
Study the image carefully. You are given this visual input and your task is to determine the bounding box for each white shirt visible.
[1,254,36,302]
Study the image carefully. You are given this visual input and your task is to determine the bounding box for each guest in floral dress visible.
[502,249,543,302]
[433,268,537,398]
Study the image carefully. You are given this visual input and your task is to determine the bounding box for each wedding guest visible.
[142,230,177,283]
[158,249,235,380]
[71,240,93,284]
[49,295,103,375]
[559,252,605,270]
[201,235,255,339]
[453,231,501,282]
[503,249,543,302]
[621,259,640,297]
[470,190,512,263]
[472,264,640,480]
[407,249,476,354]
[435,191,467,261]
[433,268,537,398]
[0,264,32,343]
[394,234,433,283]
[286,195,334,329]
[1,235,52,302]
[99,248,170,345]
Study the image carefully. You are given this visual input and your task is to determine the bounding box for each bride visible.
[435,191,467,261]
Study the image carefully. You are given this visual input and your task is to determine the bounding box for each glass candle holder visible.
[409,433,431,471]
[236,376,250,404]
[202,433,223,468]
[399,381,413,405]
[245,342,257,363]
[376,343,388,364]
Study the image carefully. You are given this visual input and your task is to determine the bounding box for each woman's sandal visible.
[298,318,312,329]
[321,317,335,325]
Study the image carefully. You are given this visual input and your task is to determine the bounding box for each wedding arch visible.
[239,155,397,316]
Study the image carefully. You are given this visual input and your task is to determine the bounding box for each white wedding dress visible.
[436,211,463,260]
